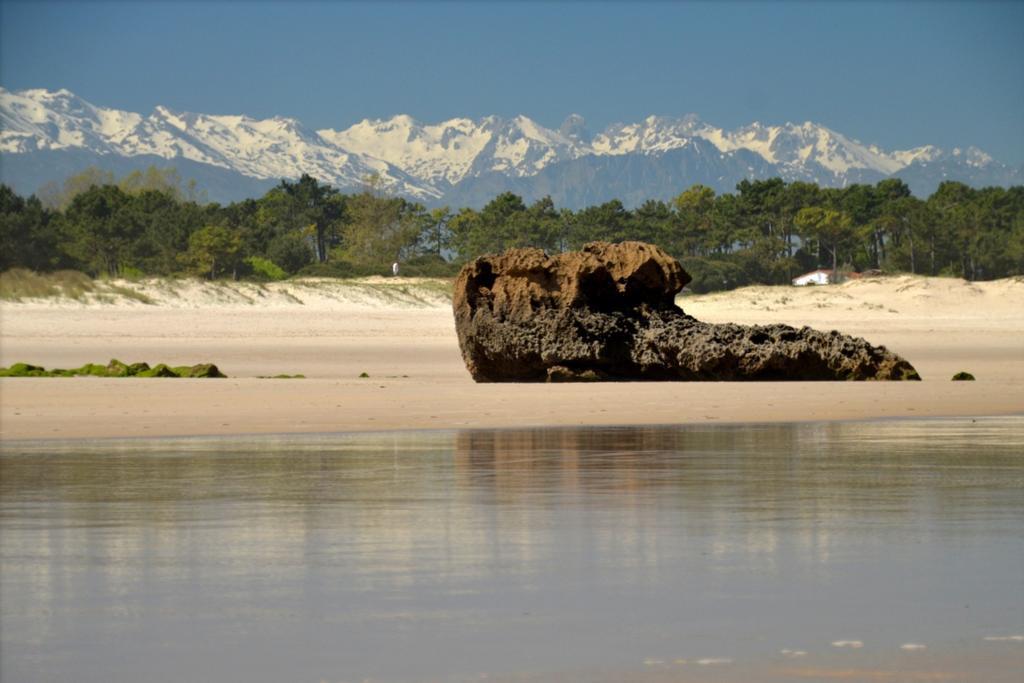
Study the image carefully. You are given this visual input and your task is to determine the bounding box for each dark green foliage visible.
[267,232,314,274]
[2,168,1022,292]
[358,372,370,378]
[951,371,976,381]
[680,256,751,293]
[275,174,345,263]
[182,225,243,279]
[394,254,461,277]
[0,186,63,271]
[61,185,137,277]
[449,193,566,257]
[297,260,381,278]
[299,254,457,278]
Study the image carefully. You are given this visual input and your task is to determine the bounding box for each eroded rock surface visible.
[453,241,920,382]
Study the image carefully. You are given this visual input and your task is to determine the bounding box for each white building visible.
[792,269,832,286]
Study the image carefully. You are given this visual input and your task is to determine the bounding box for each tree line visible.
[2,167,1022,292]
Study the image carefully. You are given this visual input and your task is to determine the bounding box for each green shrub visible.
[267,233,313,274]
[680,257,750,294]
[245,256,288,281]
[296,256,460,279]
[119,266,146,280]
[297,260,381,278]
[951,371,975,381]
[397,254,461,277]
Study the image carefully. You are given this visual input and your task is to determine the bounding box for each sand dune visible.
[684,274,1024,328]
[2,275,453,309]
[1,275,1021,441]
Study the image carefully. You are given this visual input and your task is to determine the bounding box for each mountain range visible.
[1,87,1020,208]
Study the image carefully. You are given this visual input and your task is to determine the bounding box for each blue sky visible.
[2,0,1022,164]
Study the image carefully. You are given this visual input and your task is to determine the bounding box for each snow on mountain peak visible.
[592,115,695,156]
[0,88,440,199]
[320,114,494,185]
[692,120,917,176]
[1,87,1008,202]
[320,113,586,184]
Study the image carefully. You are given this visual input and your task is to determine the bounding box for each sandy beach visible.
[1,275,1022,441]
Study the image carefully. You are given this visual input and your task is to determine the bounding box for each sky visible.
[2,0,1022,164]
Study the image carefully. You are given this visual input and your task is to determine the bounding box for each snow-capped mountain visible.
[591,115,954,181]
[319,113,586,186]
[1,87,1018,207]
[0,87,438,200]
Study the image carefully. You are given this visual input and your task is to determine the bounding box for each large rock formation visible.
[453,241,920,382]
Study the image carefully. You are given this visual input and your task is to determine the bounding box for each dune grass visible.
[102,284,155,305]
[1,268,452,306]
[339,278,453,305]
[0,268,156,304]
[0,268,95,301]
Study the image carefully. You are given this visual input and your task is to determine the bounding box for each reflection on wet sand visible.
[456,419,1024,566]
[1,418,1022,682]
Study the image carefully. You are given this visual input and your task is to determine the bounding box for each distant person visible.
[392,261,400,277]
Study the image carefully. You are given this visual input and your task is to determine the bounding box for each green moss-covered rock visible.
[0,362,48,377]
[184,363,225,378]
[72,363,110,377]
[952,371,976,381]
[137,363,180,378]
[127,362,151,376]
[2,360,228,378]
[105,359,131,377]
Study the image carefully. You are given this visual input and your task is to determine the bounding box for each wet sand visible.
[3,420,1022,682]
[2,275,1022,441]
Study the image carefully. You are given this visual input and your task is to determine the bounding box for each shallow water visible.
[2,418,1023,682]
